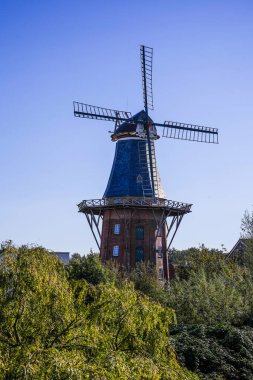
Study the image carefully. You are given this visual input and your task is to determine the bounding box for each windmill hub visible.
[111,110,160,142]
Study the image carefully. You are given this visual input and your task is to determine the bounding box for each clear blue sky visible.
[1,1,253,254]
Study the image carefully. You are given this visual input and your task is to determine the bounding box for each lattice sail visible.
[161,121,218,144]
[140,45,154,111]
[73,101,132,123]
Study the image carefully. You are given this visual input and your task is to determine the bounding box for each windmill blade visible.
[154,121,218,144]
[73,101,132,123]
[140,45,154,112]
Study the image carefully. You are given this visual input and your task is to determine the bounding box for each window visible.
[135,246,144,262]
[158,268,164,280]
[136,174,143,183]
[114,224,120,235]
[113,245,119,257]
[135,226,144,240]
[157,246,163,258]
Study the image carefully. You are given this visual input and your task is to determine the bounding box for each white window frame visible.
[114,224,120,235]
[113,245,119,257]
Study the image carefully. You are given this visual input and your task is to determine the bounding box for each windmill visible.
[73,45,218,281]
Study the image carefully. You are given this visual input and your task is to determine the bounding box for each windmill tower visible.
[74,45,218,281]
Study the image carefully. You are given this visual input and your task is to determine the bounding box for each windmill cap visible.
[111,110,159,141]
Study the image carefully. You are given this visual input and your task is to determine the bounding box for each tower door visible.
[135,246,144,262]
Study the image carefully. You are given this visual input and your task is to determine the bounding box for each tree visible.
[172,324,253,380]
[0,243,197,379]
[129,261,169,305]
[169,246,226,281]
[167,247,253,326]
[67,251,115,284]
[239,210,253,272]
[241,209,253,239]
[0,243,80,379]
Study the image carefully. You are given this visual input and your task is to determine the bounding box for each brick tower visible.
[100,110,180,280]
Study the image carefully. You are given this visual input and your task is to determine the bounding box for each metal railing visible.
[77,197,192,213]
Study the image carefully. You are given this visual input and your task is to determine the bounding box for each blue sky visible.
[1,1,253,254]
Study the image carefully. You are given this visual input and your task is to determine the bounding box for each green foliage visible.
[167,247,253,326]
[0,244,74,346]
[243,240,253,275]
[237,209,253,272]
[241,209,253,239]
[129,261,169,305]
[0,243,197,380]
[5,241,253,379]
[72,281,191,379]
[167,245,253,378]
[0,244,77,379]
[168,268,251,326]
[172,324,253,380]
[170,246,229,281]
[68,251,115,284]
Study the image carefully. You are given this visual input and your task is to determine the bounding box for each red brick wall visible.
[100,208,168,279]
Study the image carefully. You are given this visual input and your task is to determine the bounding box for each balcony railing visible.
[77,197,192,213]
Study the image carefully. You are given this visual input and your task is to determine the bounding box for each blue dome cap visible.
[103,137,166,199]
[103,139,153,198]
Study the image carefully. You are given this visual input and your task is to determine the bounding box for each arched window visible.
[135,246,144,262]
